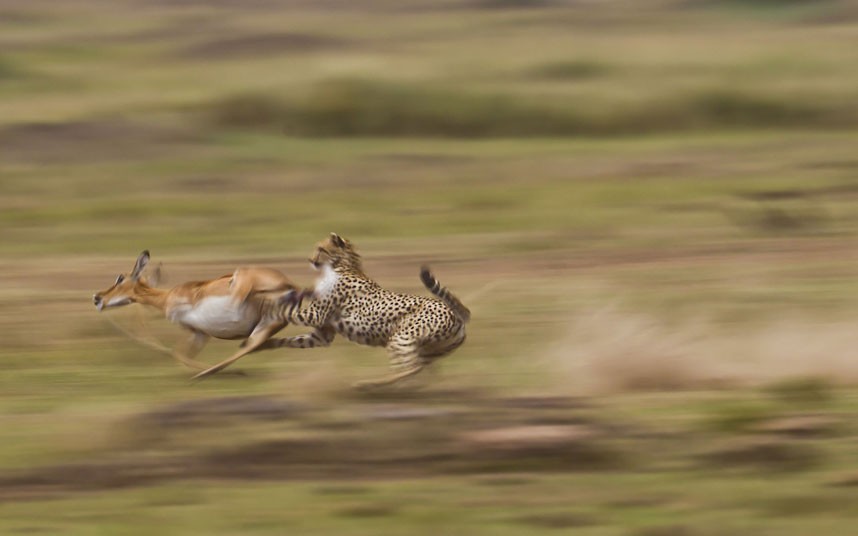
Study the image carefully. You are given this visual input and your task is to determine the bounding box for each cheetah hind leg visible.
[353,342,425,390]
[352,363,425,391]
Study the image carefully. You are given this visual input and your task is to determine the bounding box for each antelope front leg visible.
[172,331,210,371]
[103,313,173,357]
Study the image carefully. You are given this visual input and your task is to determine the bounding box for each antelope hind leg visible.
[190,322,285,380]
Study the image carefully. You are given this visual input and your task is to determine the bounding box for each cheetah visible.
[279,233,470,388]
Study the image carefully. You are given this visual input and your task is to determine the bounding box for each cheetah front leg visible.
[353,335,425,390]
[265,295,338,349]
[276,325,336,349]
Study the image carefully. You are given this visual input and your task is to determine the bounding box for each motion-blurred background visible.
[2,1,858,534]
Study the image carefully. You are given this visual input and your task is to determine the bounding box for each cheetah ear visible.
[330,233,346,248]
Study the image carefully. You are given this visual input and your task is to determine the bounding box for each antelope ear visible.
[131,250,150,280]
[330,233,346,248]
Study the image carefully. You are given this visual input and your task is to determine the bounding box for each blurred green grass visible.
[3,1,858,534]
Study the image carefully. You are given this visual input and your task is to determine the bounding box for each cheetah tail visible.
[420,266,471,323]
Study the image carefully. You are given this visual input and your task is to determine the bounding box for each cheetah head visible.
[310,233,363,271]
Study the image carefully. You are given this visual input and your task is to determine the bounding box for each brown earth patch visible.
[698,437,821,472]
[462,424,598,450]
[515,512,599,529]
[0,120,198,164]
[131,395,307,429]
[178,32,352,60]
[0,394,623,501]
[335,503,400,518]
[751,415,840,438]
[630,526,699,536]
[827,471,858,487]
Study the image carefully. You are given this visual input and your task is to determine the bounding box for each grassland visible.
[2,0,858,534]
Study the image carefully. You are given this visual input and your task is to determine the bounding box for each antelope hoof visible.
[190,368,219,381]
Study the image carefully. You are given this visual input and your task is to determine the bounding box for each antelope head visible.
[93,250,154,311]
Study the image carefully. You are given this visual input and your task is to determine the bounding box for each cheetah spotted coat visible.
[280,233,470,387]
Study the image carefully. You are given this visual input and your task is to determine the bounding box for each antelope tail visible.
[420,266,470,323]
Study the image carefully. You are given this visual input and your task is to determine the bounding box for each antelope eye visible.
[115,274,125,285]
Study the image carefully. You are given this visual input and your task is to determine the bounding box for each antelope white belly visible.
[170,296,258,339]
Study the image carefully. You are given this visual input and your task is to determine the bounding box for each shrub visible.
[208,93,289,130]
[529,60,612,80]
[205,79,856,138]
[765,377,834,406]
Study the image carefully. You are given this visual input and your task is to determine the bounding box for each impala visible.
[93,250,303,375]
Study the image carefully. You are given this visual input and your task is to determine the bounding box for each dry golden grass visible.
[547,308,858,395]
